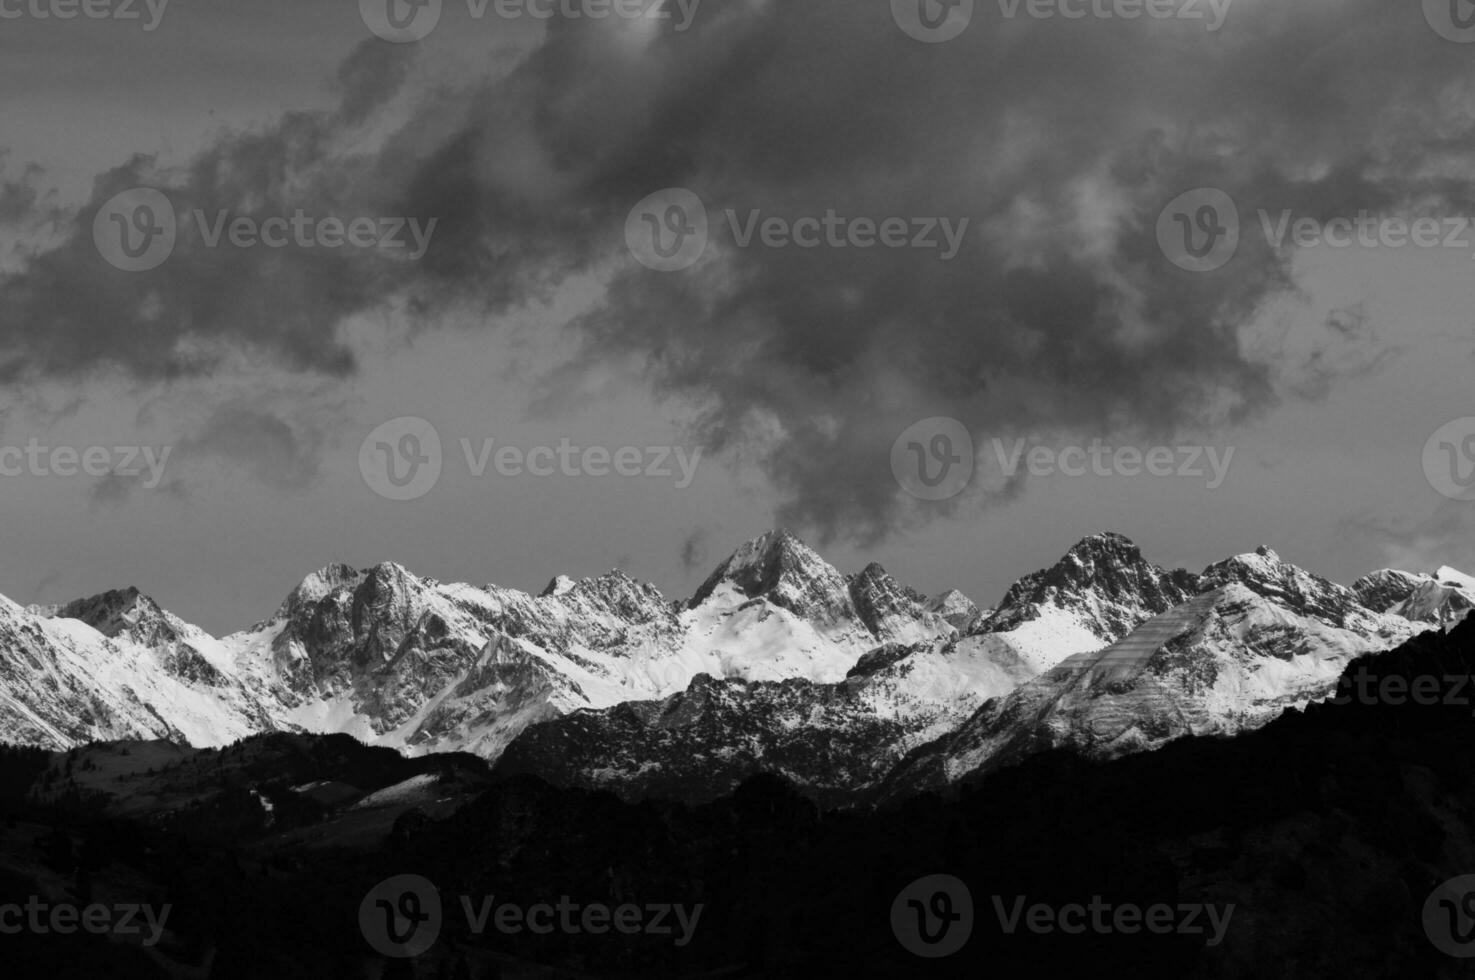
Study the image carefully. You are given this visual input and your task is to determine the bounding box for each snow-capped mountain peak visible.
[56,586,171,641]
[539,575,577,598]
[977,533,1200,651]
[846,562,954,644]
[1199,547,1374,628]
[1352,566,1473,629]
[1352,569,1430,613]
[928,590,983,632]
[687,529,861,630]
[1437,566,1475,591]
[4,531,1469,810]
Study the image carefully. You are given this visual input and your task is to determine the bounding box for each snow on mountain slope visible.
[880,549,1427,802]
[0,593,279,751]
[1393,569,1475,629]
[4,529,1465,812]
[491,535,1204,804]
[1354,566,1474,630]
[969,533,1201,673]
[1352,569,1430,613]
[104,530,968,762]
[928,589,984,632]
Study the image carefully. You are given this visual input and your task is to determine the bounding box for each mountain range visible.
[3,531,1470,808]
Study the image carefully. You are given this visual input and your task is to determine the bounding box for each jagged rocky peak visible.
[982,533,1200,635]
[1200,547,1366,627]
[845,562,950,642]
[539,575,577,598]
[56,586,190,647]
[1039,533,1194,593]
[58,586,153,634]
[277,562,362,617]
[1352,569,1430,613]
[848,563,917,627]
[558,569,674,625]
[688,529,858,625]
[928,589,983,632]
[353,561,419,603]
[268,562,424,658]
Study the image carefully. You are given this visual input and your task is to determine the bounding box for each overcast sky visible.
[1,0,1472,633]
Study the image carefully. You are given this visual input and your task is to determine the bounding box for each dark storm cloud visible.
[0,42,422,384]
[2,1,1472,540]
